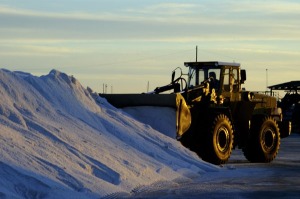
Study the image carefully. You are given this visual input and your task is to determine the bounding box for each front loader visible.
[100,61,291,165]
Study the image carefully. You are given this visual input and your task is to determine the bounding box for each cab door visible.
[221,66,241,103]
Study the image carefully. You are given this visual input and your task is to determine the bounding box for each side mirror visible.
[171,70,175,83]
[241,70,246,84]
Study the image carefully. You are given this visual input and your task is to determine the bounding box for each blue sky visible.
[1,0,300,94]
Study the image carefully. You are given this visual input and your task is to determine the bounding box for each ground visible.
[123,133,300,199]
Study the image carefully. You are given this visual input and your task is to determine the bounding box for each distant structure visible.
[268,81,300,132]
[269,81,300,92]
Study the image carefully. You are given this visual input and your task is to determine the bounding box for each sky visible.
[1,0,300,95]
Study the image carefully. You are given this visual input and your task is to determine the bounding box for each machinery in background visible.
[269,81,300,133]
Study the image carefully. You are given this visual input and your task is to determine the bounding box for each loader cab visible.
[184,61,244,103]
[185,62,222,91]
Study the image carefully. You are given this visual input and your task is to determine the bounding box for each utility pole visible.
[196,45,198,62]
[147,81,149,92]
[266,68,268,91]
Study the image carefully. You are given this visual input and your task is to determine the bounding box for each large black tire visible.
[243,117,280,163]
[197,114,234,165]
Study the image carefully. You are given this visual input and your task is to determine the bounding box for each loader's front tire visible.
[243,117,280,163]
[198,114,234,165]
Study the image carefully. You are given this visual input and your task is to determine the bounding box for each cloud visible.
[1,1,299,61]
[0,4,128,22]
[228,1,300,15]
[0,1,300,42]
[0,3,194,23]
[0,44,75,56]
[126,3,198,16]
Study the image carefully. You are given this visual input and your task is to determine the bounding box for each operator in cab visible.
[209,71,220,91]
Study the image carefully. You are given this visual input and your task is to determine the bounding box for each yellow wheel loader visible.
[100,61,291,165]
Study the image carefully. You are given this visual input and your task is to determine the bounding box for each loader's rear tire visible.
[243,117,280,163]
[198,114,234,165]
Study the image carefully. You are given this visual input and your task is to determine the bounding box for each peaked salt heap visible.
[0,69,218,198]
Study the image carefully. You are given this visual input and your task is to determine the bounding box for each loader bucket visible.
[99,93,191,138]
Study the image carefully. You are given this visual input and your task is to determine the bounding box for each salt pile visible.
[0,69,218,198]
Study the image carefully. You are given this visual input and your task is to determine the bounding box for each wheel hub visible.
[262,128,276,152]
[217,126,230,152]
